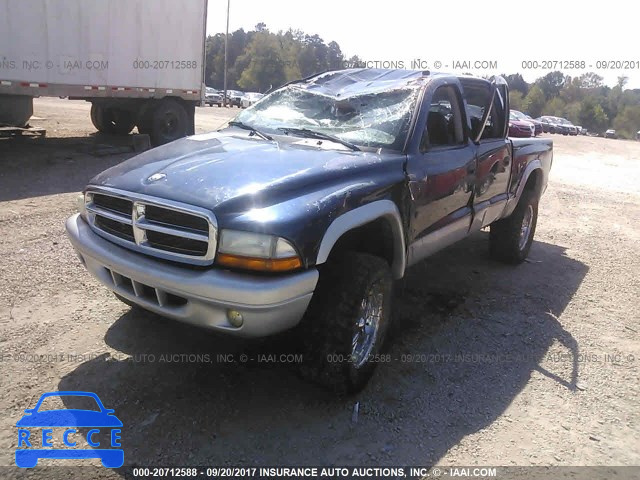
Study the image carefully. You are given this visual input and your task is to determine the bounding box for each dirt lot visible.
[0,98,639,478]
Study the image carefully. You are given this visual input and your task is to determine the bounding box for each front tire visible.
[489,188,539,264]
[299,253,393,394]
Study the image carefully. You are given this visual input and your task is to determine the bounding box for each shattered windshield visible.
[234,85,420,150]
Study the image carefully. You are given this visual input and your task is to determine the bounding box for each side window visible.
[420,86,465,151]
[466,85,507,140]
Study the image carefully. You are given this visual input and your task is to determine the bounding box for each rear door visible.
[405,82,476,265]
[462,77,512,230]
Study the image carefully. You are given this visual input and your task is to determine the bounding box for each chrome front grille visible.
[85,188,217,266]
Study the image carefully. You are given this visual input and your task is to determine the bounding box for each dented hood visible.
[88,131,403,213]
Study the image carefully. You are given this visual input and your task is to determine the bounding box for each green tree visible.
[579,98,609,132]
[613,105,640,139]
[617,76,629,89]
[523,85,546,117]
[545,97,566,117]
[536,71,565,99]
[327,41,344,70]
[509,91,524,111]
[579,72,604,88]
[346,55,363,68]
[564,102,581,125]
[559,76,583,104]
[236,32,286,92]
[503,73,529,95]
[276,29,302,81]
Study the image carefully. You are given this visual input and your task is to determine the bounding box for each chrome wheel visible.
[519,204,534,251]
[351,283,384,369]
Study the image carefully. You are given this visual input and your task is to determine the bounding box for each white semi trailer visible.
[0,0,208,144]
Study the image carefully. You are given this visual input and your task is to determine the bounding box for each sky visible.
[206,0,640,89]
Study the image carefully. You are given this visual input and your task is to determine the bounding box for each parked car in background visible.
[226,90,246,107]
[550,117,570,135]
[557,118,578,136]
[205,88,223,107]
[512,111,542,136]
[241,92,265,108]
[605,129,617,139]
[509,111,534,137]
[537,116,559,134]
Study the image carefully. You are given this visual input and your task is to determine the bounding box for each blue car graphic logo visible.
[15,391,123,468]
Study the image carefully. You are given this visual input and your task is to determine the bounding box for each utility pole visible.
[223,0,230,107]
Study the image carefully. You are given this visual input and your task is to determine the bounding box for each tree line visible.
[205,25,640,139]
[506,72,640,138]
[204,23,359,94]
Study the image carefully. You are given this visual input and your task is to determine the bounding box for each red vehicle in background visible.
[508,111,534,137]
[512,110,542,136]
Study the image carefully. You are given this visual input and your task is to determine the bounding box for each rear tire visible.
[489,188,539,264]
[90,104,135,134]
[299,253,393,394]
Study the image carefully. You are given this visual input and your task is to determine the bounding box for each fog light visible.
[227,310,244,327]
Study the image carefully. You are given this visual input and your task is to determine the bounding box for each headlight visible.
[216,230,302,272]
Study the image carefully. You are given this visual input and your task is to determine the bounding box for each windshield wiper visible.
[228,121,273,141]
[278,127,360,151]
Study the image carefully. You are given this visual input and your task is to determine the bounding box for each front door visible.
[406,84,476,265]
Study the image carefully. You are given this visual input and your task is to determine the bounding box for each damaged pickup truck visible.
[66,69,552,393]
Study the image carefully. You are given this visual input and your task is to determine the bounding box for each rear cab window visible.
[461,79,507,141]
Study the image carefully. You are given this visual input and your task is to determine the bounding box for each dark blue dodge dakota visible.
[66,69,552,392]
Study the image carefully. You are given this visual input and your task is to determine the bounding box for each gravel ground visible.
[0,99,638,478]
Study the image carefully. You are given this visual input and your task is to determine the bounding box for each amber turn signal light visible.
[216,253,302,272]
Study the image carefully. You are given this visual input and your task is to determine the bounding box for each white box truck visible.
[0,0,208,144]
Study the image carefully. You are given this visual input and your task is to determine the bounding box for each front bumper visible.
[65,214,318,337]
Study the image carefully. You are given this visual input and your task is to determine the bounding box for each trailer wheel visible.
[0,94,33,127]
[136,106,154,136]
[90,105,135,135]
[148,99,189,145]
